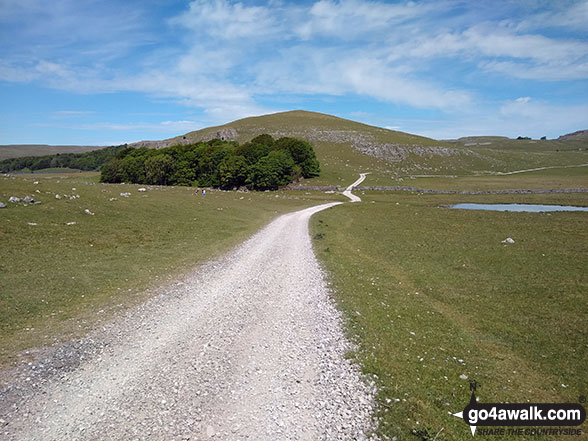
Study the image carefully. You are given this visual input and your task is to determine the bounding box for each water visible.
[451,203,588,212]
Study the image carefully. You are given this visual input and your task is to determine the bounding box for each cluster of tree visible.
[0,145,127,173]
[100,135,320,190]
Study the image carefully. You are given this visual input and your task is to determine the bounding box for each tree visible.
[274,137,320,177]
[250,134,275,147]
[219,155,249,189]
[233,142,272,164]
[145,155,174,185]
[247,150,294,190]
[100,158,123,183]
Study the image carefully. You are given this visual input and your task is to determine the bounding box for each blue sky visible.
[1,0,587,145]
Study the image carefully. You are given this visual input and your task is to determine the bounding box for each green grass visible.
[405,167,588,192]
[0,172,336,365]
[311,191,588,440]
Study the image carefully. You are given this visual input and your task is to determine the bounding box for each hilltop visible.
[130,110,588,185]
[130,110,470,186]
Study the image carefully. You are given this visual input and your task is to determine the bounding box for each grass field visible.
[311,189,588,440]
[0,172,339,366]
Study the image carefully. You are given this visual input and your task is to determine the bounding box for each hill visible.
[130,110,472,186]
[4,112,587,185]
[129,111,588,186]
[0,144,109,161]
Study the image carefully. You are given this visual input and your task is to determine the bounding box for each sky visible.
[1,0,587,145]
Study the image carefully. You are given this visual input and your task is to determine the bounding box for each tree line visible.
[0,145,127,173]
[100,134,320,190]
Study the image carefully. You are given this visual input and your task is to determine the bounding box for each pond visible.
[451,203,588,212]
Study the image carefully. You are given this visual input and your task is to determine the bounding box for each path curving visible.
[0,202,377,441]
[342,173,369,202]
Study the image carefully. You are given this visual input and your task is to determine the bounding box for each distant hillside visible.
[447,132,588,152]
[130,110,471,185]
[557,130,588,142]
[0,145,126,173]
[0,144,109,161]
[5,112,586,185]
[130,111,588,185]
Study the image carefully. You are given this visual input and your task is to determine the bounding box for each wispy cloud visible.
[171,0,278,39]
[1,0,587,141]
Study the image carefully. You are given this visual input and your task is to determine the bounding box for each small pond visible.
[451,203,588,212]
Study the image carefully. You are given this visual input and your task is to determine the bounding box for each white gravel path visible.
[342,173,369,202]
[0,201,378,441]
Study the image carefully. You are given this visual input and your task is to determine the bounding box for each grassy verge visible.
[311,191,588,440]
[0,172,337,366]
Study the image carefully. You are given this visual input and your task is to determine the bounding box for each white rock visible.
[66,222,77,226]
[459,374,468,380]
[8,196,20,203]
[502,237,515,244]
[55,194,62,199]
[120,192,131,197]
[138,188,146,192]
[84,209,95,216]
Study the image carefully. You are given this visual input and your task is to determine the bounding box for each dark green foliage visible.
[99,135,319,190]
[233,142,271,164]
[219,155,249,189]
[250,134,275,146]
[0,145,127,173]
[274,137,320,177]
[247,150,295,190]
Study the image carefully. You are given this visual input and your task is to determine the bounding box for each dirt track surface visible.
[0,202,377,441]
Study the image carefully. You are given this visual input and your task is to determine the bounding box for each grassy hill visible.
[132,110,588,186]
[0,145,109,161]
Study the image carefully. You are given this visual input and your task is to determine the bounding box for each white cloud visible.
[296,0,429,40]
[481,60,588,81]
[36,119,204,133]
[1,0,587,137]
[50,110,95,118]
[512,0,588,33]
[172,0,277,39]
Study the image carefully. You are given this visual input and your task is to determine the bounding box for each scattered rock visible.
[66,222,77,226]
[120,192,131,197]
[27,222,37,226]
[138,188,147,192]
[0,202,6,208]
[84,209,95,216]
[9,196,20,203]
[23,196,36,204]
[459,374,468,380]
[502,237,515,244]
[55,194,62,199]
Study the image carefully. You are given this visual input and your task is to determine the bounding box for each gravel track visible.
[0,202,378,441]
[342,173,369,202]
